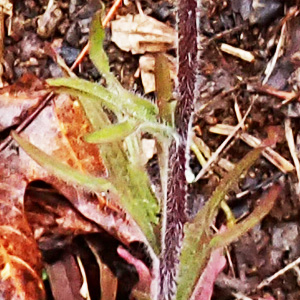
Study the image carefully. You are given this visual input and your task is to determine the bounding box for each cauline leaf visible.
[12,131,116,194]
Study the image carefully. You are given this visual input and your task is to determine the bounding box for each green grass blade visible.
[12,131,115,193]
[176,148,262,300]
[84,120,140,143]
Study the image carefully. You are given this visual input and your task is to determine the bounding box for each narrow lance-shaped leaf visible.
[153,54,174,211]
[89,12,122,91]
[203,147,262,226]
[84,119,140,143]
[210,184,281,249]
[77,96,160,252]
[12,131,116,194]
[88,11,161,126]
[89,12,110,76]
[53,86,122,115]
[155,53,174,126]
[47,77,158,122]
[176,148,262,300]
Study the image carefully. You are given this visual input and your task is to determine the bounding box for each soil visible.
[1,0,300,299]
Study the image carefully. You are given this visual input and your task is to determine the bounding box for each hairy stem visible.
[158,0,202,298]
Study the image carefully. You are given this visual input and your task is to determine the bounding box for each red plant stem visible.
[158,0,203,298]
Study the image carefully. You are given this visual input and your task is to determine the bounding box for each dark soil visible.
[2,0,300,299]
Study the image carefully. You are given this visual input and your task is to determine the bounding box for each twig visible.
[209,124,294,173]
[233,95,244,130]
[0,92,54,152]
[234,172,284,199]
[194,99,255,182]
[284,118,300,193]
[206,24,247,45]
[232,292,253,300]
[135,0,144,16]
[262,22,286,84]
[247,84,299,107]
[220,43,255,63]
[257,256,300,289]
[192,135,235,173]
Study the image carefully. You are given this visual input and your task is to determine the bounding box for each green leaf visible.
[89,12,110,76]
[176,148,262,300]
[46,16,162,253]
[203,147,262,226]
[12,131,116,194]
[84,120,140,143]
[210,184,280,249]
[140,122,177,140]
[77,96,160,253]
[47,77,158,122]
[52,86,121,115]
[155,54,174,125]
[89,12,121,90]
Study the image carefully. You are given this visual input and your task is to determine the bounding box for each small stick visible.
[192,135,235,172]
[194,99,255,182]
[233,95,245,130]
[206,24,247,45]
[232,292,253,300]
[263,22,286,84]
[220,43,255,63]
[71,0,123,70]
[284,118,300,193]
[248,84,297,101]
[0,92,54,152]
[257,256,300,289]
[209,123,294,173]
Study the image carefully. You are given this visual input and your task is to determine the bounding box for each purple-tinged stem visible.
[158,0,202,298]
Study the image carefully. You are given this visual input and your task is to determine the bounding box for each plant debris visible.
[1,0,300,299]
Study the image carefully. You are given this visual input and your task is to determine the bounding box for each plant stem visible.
[158,0,203,298]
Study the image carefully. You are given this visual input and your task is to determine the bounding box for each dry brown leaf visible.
[17,93,148,245]
[0,0,12,16]
[0,203,45,299]
[24,185,102,249]
[45,254,84,300]
[0,74,47,131]
[87,240,118,300]
[5,91,149,246]
[137,54,176,94]
[0,77,151,298]
[111,14,176,54]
